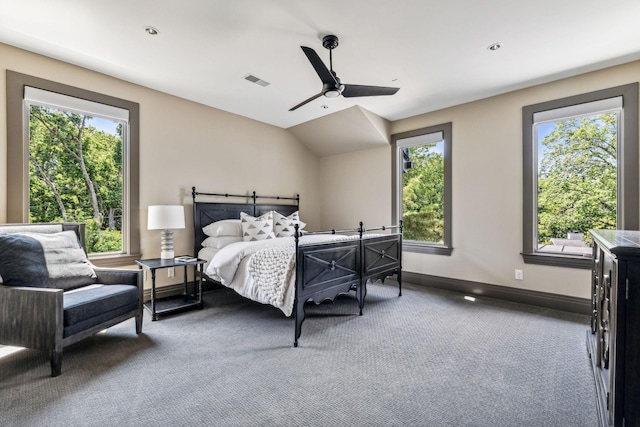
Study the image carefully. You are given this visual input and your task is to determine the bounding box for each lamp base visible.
[160,229,175,259]
[160,250,175,260]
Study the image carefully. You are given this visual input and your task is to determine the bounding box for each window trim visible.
[522,83,639,269]
[391,122,453,255]
[6,70,141,263]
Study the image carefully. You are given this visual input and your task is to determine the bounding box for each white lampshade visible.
[147,205,185,259]
[147,205,185,230]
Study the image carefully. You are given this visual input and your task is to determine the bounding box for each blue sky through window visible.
[87,116,120,135]
[536,122,556,169]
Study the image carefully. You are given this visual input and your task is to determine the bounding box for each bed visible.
[192,187,402,346]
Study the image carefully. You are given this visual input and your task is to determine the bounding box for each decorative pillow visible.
[201,236,243,248]
[240,212,275,241]
[0,230,97,290]
[272,211,306,237]
[202,219,242,237]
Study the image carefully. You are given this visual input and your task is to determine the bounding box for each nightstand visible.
[135,257,205,321]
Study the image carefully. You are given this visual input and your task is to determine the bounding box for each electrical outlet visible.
[515,269,523,280]
[168,267,174,278]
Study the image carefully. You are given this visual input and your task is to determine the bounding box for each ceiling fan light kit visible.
[324,89,341,98]
[289,34,399,111]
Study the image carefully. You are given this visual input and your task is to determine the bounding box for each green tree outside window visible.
[537,112,617,249]
[29,106,124,253]
[402,142,445,243]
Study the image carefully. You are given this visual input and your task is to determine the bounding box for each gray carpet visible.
[0,282,599,427]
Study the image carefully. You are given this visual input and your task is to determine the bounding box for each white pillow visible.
[201,236,243,248]
[202,219,242,237]
[240,212,275,241]
[272,210,306,237]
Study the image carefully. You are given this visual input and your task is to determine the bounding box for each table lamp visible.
[147,205,185,259]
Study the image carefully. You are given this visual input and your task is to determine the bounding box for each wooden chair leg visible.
[135,314,143,334]
[50,349,62,377]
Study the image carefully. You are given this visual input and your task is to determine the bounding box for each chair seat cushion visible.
[63,284,139,337]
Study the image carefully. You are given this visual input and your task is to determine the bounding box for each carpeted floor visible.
[0,281,599,427]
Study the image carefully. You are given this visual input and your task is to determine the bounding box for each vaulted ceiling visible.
[2,0,640,155]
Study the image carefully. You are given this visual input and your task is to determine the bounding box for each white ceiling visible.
[2,0,640,131]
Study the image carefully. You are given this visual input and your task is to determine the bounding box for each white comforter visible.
[205,234,355,316]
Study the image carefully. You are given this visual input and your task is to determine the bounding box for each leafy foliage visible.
[85,218,123,253]
[402,144,444,243]
[537,112,617,245]
[29,106,123,253]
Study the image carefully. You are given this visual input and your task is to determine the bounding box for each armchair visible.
[0,223,143,376]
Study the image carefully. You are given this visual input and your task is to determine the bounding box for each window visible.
[26,87,128,254]
[391,122,452,255]
[522,83,638,268]
[6,71,140,265]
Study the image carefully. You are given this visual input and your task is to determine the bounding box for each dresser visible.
[588,230,640,427]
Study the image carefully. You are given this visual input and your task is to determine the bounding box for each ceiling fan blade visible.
[289,92,324,111]
[301,46,338,85]
[342,84,400,98]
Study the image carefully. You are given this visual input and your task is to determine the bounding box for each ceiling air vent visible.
[243,74,270,87]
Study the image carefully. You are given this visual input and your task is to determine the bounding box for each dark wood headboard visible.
[192,187,299,257]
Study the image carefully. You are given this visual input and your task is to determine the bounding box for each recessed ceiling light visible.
[464,295,476,302]
[487,42,503,51]
[145,26,159,36]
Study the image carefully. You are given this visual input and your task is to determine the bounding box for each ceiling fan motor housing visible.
[323,71,343,97]
[323,84,342,97]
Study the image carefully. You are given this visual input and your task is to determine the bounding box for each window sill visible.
[403,241,453,256]
[521,252,591,269]
[89,253,141,268]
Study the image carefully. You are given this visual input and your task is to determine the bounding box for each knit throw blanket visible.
[248,245,296,309]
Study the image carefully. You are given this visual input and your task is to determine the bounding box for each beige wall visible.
[0,43,321,289]
[319,146,392,230]
[320,60,640,299]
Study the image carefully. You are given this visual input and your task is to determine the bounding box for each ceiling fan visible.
[289,34,400,111]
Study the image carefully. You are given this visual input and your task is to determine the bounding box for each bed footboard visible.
[292,222,402,347]
[362,233,403,297]
[294,238,362,347]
